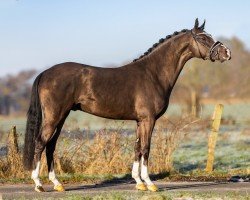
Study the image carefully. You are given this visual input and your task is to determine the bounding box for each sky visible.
[0,0,250,76]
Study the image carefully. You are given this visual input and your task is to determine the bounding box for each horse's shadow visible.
[64,173,135,192]
[161,182,228,191]
[63,172,228,192]
[64,173,169,192]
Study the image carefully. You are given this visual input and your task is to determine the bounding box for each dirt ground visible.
[0,181,249,199]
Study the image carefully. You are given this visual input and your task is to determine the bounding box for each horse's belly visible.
[79,100,136,120]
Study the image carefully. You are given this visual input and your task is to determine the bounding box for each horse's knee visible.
[141,147,150,165]
[134,139,142,161]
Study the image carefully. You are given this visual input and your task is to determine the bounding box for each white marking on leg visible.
[31,161,42,187]
[49,169,61,186]
[141,156,154,186]
[132,161,143,184]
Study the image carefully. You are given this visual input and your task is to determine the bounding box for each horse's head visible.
[190,18,231,62]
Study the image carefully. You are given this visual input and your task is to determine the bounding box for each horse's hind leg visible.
[46,112,69,192]
[32,119,58,192]
[32,102,68,192]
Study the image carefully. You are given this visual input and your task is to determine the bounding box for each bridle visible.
[191,31,222,61]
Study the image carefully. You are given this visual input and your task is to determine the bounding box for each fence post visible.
[7,126,19,156]
[205,104,224,172]
[7,126,22,177]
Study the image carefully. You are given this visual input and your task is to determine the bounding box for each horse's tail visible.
[23,72,43,170]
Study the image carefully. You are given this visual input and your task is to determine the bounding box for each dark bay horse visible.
[23,19,231,192]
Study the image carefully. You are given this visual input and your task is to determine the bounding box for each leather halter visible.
[191,31,222,61]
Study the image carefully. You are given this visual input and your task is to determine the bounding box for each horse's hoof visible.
[35,185,45,192]
[136,183,147,191]
[147,184,158,192]
[54,184,65,192]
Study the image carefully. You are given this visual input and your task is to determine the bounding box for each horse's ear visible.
[199,20,206,30]
[194,18,199,29]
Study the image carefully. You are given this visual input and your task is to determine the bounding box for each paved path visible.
[0,181,249,199]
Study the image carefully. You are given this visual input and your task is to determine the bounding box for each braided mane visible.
[133,29,189,62]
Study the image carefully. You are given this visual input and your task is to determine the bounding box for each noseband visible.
[191,31,222,61]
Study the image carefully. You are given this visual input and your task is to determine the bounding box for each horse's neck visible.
[145,33,194,92]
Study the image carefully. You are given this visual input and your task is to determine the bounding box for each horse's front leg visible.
[132,122,147,191]
[140,118,158,191]
[132,117,158,192]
